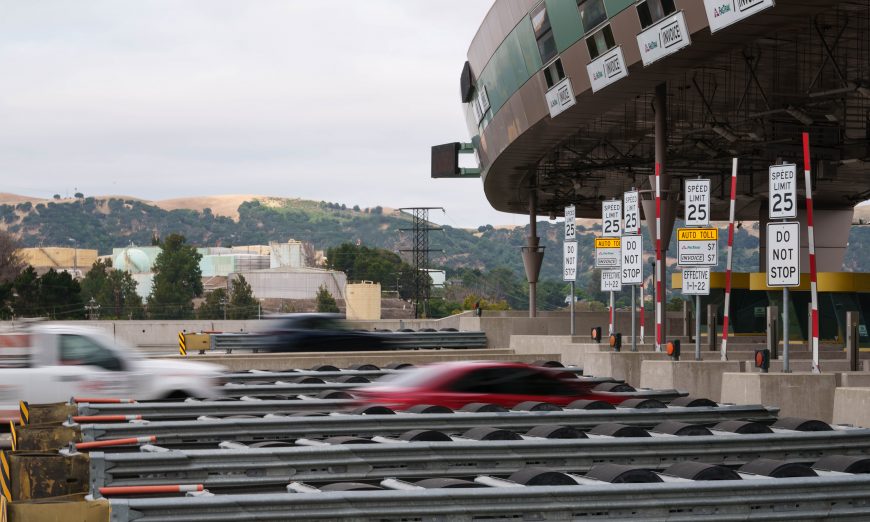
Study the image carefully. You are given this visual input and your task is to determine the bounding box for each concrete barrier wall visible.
[833,387,870,428]
[640,360,744,401]
[584,351,669,386]
[720,372,838,422]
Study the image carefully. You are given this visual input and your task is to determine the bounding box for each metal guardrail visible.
[216,378,637,398]
[77,405,779,448]
[201,331,489,354]
[89,428,870,491]
[106,475,870,521]
[220,366,585,383]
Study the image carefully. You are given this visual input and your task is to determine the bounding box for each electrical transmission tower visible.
[399,207,443,319]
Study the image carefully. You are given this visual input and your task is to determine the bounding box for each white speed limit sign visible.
[602,200,622,237]
[564,205,576,241]
[623,190,640,235]
[769,164,797,219]
[684,179,710,227]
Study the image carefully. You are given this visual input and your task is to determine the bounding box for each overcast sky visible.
[0,1,531,229]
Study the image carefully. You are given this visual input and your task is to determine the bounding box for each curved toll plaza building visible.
[434,0,870,344]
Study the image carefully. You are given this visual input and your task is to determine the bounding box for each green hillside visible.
[2,196,867,293]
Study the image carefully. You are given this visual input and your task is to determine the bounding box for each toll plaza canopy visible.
[447,0,870,221]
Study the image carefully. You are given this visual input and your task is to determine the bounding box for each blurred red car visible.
[353,361,678,410]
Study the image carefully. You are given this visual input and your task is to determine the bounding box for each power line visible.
[398,207,443,319]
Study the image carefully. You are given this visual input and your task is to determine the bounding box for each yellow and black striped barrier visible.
[178,331,187,356]
[18,402,29,426]
[8,422,16,452]
[1,449,11,503]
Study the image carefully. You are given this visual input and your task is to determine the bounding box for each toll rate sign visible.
[682,267,710,296]
[620,235,643,285]
[595,237,621,268]
[767,222,800,287]
[677,228,718,266]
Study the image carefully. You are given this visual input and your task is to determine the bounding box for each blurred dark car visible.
[258,313,388,352]
[353,361,675,410]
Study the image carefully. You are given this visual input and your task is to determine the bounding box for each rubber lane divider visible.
[72,415,143,423]
[99,484,203,496]
[76,436,156,451]
[0,450,12,502]
[18,401,29,425]
[73,397,137,404]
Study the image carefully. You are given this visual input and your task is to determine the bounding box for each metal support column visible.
[846,311,860,372]
[707,304,719,352]
[631,285,637,352]
[654,82,669,350]
[783,288,790,373]
[521,190,544,318]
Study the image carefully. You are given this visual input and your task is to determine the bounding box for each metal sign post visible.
[681,178,714,360]
[564,205,577,335]
[682,267,711,360]
[767,221,801,372]
[600,269,622,335]
[623,190,640,350]
[563,237,577,336]
[601,200,622,336]
[621,231,643,351]
[769,163,798,372]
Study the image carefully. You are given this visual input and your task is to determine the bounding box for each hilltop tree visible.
[148,234,202,319]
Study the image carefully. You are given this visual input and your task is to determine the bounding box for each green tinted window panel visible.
[476,17,542,119]
[545,0,585,53]
[604,0,635,17]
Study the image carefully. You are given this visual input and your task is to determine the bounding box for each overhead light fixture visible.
[786,106,814,126]
[694,140,717,158]
[711,125,739,143]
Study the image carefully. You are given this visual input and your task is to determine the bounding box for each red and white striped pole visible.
[654,162,663,352]
[721,158,738,361]
[639,282,645,344]
[803,132,820,373]
[98,484,204,497]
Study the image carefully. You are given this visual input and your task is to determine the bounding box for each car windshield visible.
[380,365,450,388]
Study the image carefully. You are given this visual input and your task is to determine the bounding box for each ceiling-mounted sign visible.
[766,222,800,287]
[620,235,643,285]
[637,11,691,66]
[564,205,576,241]
[704,0,775,34]
[600,269,622,292]
[677,228,718,266]
[684,179,711,227]
[587,46,628,93]
[623,190,640,235]
[563,241,577,282]
[682,267,711,296]
[546,77,576,118]
[769,164,797,219]
[595,237,621,268]
[602,200,622,237]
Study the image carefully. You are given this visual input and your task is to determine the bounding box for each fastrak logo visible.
[737,0,764,12]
